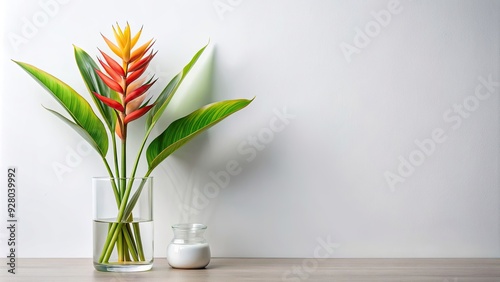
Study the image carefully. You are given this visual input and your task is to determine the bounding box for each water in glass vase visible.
[93,218,154,272]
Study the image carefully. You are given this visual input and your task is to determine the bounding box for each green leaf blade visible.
[14,60,108,156]
[74,46,117,131]
[146,98,253,173]
[145,43,208,130]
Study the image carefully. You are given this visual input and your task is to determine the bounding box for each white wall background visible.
[1,0,499,258]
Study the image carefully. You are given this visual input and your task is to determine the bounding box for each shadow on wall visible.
[153,44,216,223]
[153,43,290,227]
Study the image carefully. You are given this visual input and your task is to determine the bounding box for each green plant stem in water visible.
[99,176,150,263]
[133,222,145,261]
[124,223,139,260]
[117,229,124,262]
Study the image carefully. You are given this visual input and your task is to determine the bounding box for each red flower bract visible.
[93,23,157,139]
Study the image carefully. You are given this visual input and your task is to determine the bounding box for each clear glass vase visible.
[92,177,154,272]
[167,223,211,269]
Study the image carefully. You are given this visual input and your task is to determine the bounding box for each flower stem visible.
[117,128,127,262]
[111,131,120,181]
[120,131,127,198]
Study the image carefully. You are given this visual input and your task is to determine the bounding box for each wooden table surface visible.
[2,258,500,281]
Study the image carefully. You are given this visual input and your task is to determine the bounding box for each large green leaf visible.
[74,46,117,131]
[146,98,253,173]
[14,61,108,156]
[145,43,208,131]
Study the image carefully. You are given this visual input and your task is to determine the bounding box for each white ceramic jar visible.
[167,223,211,269]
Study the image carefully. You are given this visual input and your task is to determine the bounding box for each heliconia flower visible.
[93,23,157,139]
